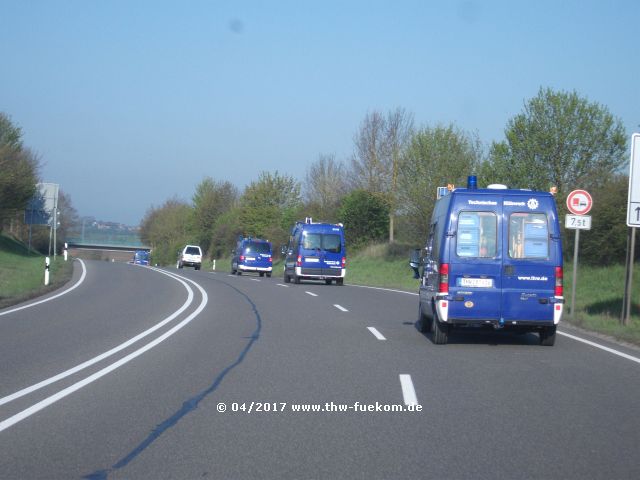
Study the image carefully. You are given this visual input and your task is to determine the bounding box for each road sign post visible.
[566,190,593,318]
[622,133,640,325]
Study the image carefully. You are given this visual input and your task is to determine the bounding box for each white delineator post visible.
[63,242,68,261]
[44,257,50,286]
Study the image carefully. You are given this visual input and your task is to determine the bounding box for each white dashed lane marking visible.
[334,304,348,312]
[399,374,418,406]
[367,327,386,340]
[305,291,318,297]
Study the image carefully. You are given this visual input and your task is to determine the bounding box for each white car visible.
[177,245,203,270]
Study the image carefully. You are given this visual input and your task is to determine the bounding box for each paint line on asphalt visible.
[347,284,418,296]
[367,327,386,340]
[250,278,260,282]
[305,291,318,297]
[558,331,640,365]
[334,304,348,312]
[0,259,87,317]
[0,271,208,432]
[399,374,418,405]
[276,284,289,288]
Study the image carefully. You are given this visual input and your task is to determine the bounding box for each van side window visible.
[456,211,497,258]
[509,213,549,258]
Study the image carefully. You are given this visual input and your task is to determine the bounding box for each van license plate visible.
[458,278,493,288]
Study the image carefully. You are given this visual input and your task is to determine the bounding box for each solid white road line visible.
[250,278,260,282]
[334,304,348,312]
[399,374,418,406]
[367,327,386,340]
[0,267,195,407]
[347,284,418,296]
[0,270,208,432]
[305,291,318,297]
[276,284,289,288]
[0,259,87,317]
[558,331,640,365]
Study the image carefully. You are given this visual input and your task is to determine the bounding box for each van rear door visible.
[501,197,557,323]
[448,200,503,322]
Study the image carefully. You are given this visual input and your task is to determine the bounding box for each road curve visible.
[0,262,638,479]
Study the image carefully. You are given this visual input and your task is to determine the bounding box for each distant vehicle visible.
[282,218,346,285]
[231,237,273,277]
[177,245,203,270]
[133,250,150,266]
[413,176,563,345]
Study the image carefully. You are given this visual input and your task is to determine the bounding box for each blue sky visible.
[1,0,638,226]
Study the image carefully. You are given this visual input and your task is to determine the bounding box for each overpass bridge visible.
[65,235,151,262]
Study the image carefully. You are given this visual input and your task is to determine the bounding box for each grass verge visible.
[0,234,74,309]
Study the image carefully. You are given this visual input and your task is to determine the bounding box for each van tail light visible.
[297,255,302,267]
[240,255,245,262]
[341,256,346,268]
[439,263,449,293]
[555,266,563,296]
[268,256,272,263]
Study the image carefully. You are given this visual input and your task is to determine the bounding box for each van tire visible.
[294,274,301,284]
[418,303,432,333]
[336,278,344,286]
[539,326,556,346]
[266,272,272,278]
[284,272,291,283]
[432,315,449,345]
[325,279,332,285]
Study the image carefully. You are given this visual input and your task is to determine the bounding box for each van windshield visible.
[509,213,549,258]
[456,211,497,258]
[302,233,342,253]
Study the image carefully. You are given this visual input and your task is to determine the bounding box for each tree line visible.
[0,113,79,254]
[140,87,631,267]
[0,87,630,264]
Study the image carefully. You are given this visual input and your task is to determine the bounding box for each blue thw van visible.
[282,218,346,285]
[414,177,564,345]
[231,237,273,277]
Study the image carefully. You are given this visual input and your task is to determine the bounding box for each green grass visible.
[563,263,640,344]
[0,234,74,309]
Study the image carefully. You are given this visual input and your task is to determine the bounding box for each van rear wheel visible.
[539,326,556,346]
[336,278,344,286]
[432,315,449,345]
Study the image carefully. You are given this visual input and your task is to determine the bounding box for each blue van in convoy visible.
[414,177,564,345]
[282,218,346,285]
[133,250,150,266]
[231,237,273,277]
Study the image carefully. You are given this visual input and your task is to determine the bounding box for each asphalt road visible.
[0,259,639,479]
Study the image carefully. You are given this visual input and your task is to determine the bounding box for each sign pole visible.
[570,229,580,318]
[622,227,636,326]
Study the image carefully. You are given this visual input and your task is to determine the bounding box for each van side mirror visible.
[409,249,423,279]
[280,244,288,255]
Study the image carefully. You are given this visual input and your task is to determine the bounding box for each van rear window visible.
[302,233,341,253]
[245,242,271,254]
[456,211,497,258]
[509,213,549,258]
